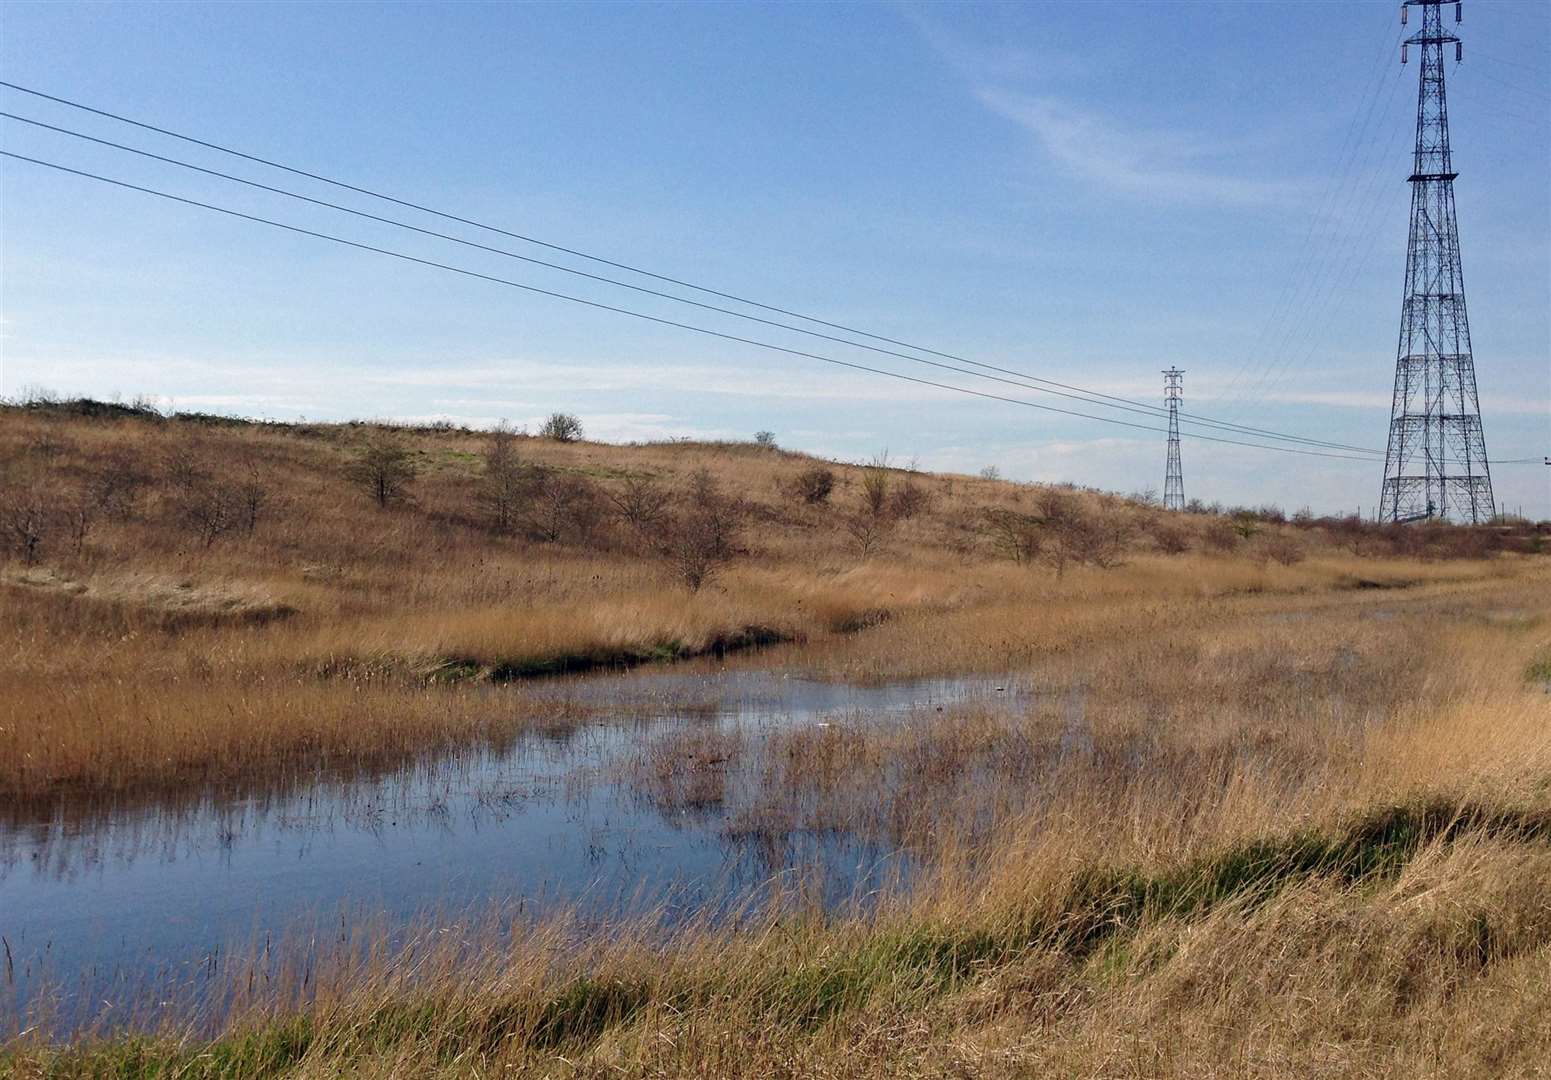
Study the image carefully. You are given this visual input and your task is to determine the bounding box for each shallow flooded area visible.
[0,667,1029,1032]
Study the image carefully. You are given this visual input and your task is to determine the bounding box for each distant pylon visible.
[1163,368,1185,511]
[1380,0,1494,523]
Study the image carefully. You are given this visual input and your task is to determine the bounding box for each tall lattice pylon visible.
[1163,367,1184,511]
[1380,0,1494,523]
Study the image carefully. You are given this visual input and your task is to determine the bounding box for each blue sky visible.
[1,0,1546,516]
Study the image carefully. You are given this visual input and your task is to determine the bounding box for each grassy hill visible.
[3,397,1549,1076]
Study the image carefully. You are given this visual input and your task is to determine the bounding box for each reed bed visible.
[2,406,1548,1075]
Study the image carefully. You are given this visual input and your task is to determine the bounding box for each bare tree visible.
[660,470,743,590]
[182,486,237,547]
[609,472,671,532]
[754,430,777,449]
[235,461,269,536]
[983,507,1041,565]
[90,445,149,521]
[478,421,531,534]
[1025,490,1131,576]
[1,483,51,564]
[60,483,96,553]
[539,413,584,443]
[350,434,418,509]
[530,469,602,544]
[845,511,895,559]
[860,453,891,518]
[979,465,1001,481]
[1062,509,1132,570]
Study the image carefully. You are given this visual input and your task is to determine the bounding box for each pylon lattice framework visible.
[1380,0,1494,523]
[1163,367,1184,511]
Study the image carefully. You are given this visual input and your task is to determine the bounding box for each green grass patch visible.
[15,797,1548,1077]
[1525,652,1551,685]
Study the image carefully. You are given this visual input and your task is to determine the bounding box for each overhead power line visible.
[0,149,1392,463]
[0,79,1385,457]
[0,110,1390,458]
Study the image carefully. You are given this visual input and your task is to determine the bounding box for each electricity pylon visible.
[1163,368,1185,511]
[1379,0,1494,523]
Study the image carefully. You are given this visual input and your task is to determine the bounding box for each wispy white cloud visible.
[976,91,1303,207]
[905,11,1303,209]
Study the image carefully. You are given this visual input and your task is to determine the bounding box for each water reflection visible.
[0,668,1025,1032]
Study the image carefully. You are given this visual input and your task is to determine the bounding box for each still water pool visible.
[0,668,1026,1032]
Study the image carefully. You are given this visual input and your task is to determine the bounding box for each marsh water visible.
[0,667,1030,1032]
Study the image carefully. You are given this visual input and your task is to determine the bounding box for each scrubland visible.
[2,398,1549,1077]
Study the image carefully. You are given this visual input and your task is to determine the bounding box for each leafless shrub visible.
[158,440,233,546]
[161,439,207,499]
[1,482,51,564]
[477,421,531,535]
[235,462,269,537]
[890,478,930,520]
[1261,533,1306,566]
[661,470,743,590]
[529,469,603,544]
[349,434,417,509]
[59,484,97,553]
[1150,520,1191,555]
[983,507,1041,565]
[860,453,891,518]
[609,472,671,532]
[183,486,238,547]
[539,412,583,443]
[979,465,1001,481]
[790,466,835,506]
[1021,490,1130,575]
[90,446,150,521]
[1062,508,1132,570]
[1131,485,1161,508]
[1231,512,1261,541]
[845,511,896,559]
[1204,518,1239,553]
[754,431,777,449]
[1326,514,1371,556]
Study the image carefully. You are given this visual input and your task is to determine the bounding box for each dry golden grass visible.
[2,405,1549,1076]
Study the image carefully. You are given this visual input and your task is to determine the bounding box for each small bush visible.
[478,421,532,535]
[349,435,418,509]
[845,510,895,559]
[661,470,742,590]
[791,467,835,506]
[861,454,891,518]
[1151,521,1190,555]
[89,445,150,521]
[540,413,584,443]
[1,481,51,564]
[890,480,930,520]
[609,472,671,532]
[1204,518,1239,553]
[530,470,603,544]
[983,507,1040,565]
[754,431,777,449]
[162,439,242,546]
[1261,534,1306,567]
